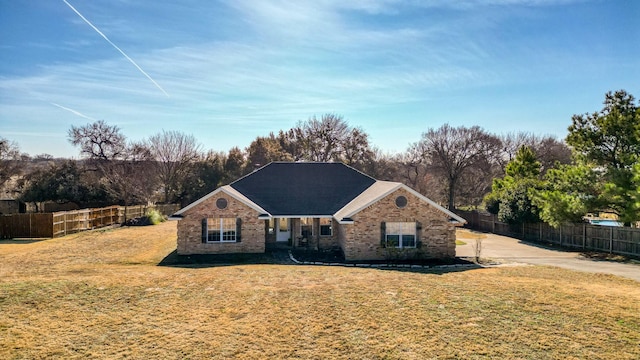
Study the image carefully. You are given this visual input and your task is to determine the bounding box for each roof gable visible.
[230,162,376,216]
[334,181,467,224]
[173,185,267,216]
[333,181,400,221]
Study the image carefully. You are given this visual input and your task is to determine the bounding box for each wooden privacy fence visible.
[0,204,180,239]
[0,213,54,239]
[456,210,640,257]
[118,203,179,222]
[52,206,120,238]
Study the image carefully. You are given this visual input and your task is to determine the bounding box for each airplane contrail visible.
[51,102,98,121]
[62,0,170,97]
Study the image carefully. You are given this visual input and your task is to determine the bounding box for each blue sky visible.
[1,0,638,158]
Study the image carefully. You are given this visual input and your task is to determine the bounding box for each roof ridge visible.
[229,161,376,188]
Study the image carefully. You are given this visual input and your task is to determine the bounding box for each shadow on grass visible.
[0,238,48,244]
[158,249,483,275]
[376,263,483,275]
[157,249,295,268]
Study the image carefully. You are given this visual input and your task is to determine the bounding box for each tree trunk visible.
[163,187,169,204]
[447,177,456,210]
[123,197,129,224]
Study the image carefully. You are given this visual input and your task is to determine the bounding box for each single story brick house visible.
[171,162,466,261]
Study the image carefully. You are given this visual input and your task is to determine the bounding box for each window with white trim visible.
[385,222,416,248]
[206,218,237,242]
[320,218,332,236]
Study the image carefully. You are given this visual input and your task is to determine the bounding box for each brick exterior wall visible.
[176,193,265,255]
[317,219,340,249]
[290,218,339,250]
[176,187,455,260]
[338,187,456,261]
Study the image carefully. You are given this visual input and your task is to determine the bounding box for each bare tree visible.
[68,120,126,161]
[497,132,536,170]
[99,142,157,208]
[0,137,22,190]
[146,130,202,203]
[419,124,502,210]
[364,148,400,181]
[498,132,571,173]
[399,142,428,192]
[67,121,158,208]
[281,113,375,167]
[342,127,375,171]
[277,129,306,161]
[456,158,496,208]
[296,113,349,162]
[532,136,572,172]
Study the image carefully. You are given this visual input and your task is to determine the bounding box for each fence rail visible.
[456,210,640,257]
[0,204,179,239]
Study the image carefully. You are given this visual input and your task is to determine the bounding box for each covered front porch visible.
[263,216,337,250]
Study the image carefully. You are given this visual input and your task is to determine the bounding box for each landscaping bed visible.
[291,248,476,266]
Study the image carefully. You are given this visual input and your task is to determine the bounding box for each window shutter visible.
[236,218,242,243]
[202,218,207,243]
[380,222,386,248]
[416,221,423,249]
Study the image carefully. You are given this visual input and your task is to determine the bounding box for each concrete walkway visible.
[456,231,640,282]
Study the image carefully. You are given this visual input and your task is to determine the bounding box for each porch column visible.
[314,218,320,249]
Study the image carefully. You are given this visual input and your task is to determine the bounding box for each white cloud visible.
[1,0,625,157]
[1,1,494,146]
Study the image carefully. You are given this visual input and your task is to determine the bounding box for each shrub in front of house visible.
[125,209,166,226]
[147,209,165,225]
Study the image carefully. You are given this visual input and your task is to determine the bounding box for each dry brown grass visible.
[1,222,639,359]
[456,228,487,242]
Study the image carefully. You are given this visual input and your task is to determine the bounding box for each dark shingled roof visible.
[229,162,376,216]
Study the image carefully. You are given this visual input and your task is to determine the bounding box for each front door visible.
[276,218,291,242]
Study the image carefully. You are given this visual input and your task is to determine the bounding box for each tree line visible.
[486,90,640,226]
[1,90,637,226]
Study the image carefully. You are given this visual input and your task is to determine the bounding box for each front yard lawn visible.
[1,222,638,359]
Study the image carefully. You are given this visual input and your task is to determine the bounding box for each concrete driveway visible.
[456,231,640,282]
